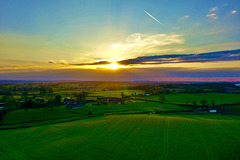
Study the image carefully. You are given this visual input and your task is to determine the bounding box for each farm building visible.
[35,98,45,103]
[209,109,217,113]
[235,84,240,87]
[64,97,75,104]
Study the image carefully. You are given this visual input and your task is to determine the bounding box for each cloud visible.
[207,7,218,20]
[70,61,111,66]
[112,44,119,47]
[117,49,240,65]
[0,32,184,66]
[126,33,184,46]
[48,61,56,64]
[207,13,218,20]
[210,7,218,12]
[231,10,237,14]
[114,33,185,57]
[59,60,68,65]
[1,67,240,81]
[66,49,240,68]
[179,15,190,22]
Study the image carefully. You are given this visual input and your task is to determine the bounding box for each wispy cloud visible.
[207,7,218,20]
[69,61,111,66]
[231,10,237,14]
[112,33,184,57]
[207,13,218,20]
[179,15,190,22]
[210,7,218,12]
[144,10,163,25]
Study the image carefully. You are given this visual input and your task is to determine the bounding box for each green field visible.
[88,90,144,98]
[0,114,239,160]
[137,93,240,105]
[0,102,189,126]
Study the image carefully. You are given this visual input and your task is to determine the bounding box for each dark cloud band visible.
[58,49,240,66]
[118,49,240,65]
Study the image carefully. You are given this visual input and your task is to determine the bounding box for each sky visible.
[0,0,240,81]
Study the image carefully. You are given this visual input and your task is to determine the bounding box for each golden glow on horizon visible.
[100,62,127,70]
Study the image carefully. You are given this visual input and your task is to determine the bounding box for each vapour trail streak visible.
[144,10,163,25]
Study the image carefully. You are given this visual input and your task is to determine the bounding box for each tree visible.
[39,86,47,97]
[22,99,33,109]
[192,100,197,106]
[22,88,29,101]
[1,91,17,110]
[159,94,166,103]
[121,92,125,98]
[73,92,88,101]
[54,95,62,106]
[48,87,54,95]
[47,87,54,110]
[200,99,208,107]
[46,99,54,111]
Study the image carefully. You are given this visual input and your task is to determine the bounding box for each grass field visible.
[88,90,144,98]
[137,93,240,105]
[0,114,239,160]
[0,102,189,126]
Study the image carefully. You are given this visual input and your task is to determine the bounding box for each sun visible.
[101,62,126,70]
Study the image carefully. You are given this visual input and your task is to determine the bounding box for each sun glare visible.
[101,62,126,70]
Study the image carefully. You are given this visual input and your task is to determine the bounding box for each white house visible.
[209,110,217,113]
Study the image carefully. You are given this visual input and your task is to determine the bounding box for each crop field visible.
[88,90,144,98]
[137,93,240,105]
[0,102,189,126]
[0,114,239,160]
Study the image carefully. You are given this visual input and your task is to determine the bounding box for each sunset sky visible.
[0,0,240,81]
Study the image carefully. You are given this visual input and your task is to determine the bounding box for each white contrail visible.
[144,10,163,25]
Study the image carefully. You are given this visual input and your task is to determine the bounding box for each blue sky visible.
[1,0,239,41]
[0,0,240,81]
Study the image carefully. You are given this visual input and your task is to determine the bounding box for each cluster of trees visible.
[0,87,63,110]
[1,96,63,111]
[1,91,17,109]
[21,95,62,110]
[190,99,215,107]
[158,94,215,108]
[130,82,235,95]
[1,89,91,111]
[73,92,88,101]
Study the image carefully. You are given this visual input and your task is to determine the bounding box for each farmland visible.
[1,81,240,160]
[136,93,240,105]
[0,102,189,128]
[0,114,239,160]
